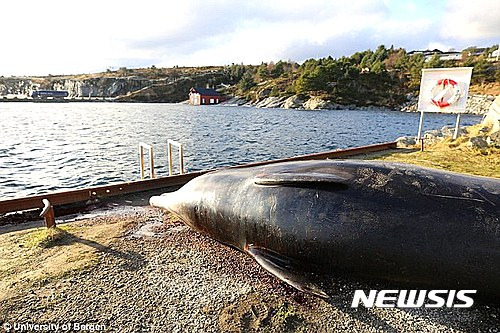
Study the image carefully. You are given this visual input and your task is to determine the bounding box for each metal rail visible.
[229,141,397,168]
[0,172,206,215]
[167,140,185,175]
[138,142,155,179]
[0,141,396,215]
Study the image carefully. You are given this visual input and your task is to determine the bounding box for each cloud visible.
[128,0,423,65]
[0,0,498,76]
[439,0,500,40]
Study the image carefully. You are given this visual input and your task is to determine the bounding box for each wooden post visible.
[453,113,461,140]
[40,199,56,228]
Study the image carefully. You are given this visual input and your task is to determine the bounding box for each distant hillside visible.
[224,45,499,108]
[0,66,234,103]
[0,45,498,106]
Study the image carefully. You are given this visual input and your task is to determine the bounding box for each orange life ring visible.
[430,78,460,108]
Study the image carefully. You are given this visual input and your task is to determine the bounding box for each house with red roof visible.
[189,87,223,105]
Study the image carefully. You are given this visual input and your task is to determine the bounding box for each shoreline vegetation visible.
[1,45,498,114]
[378,123,499,178]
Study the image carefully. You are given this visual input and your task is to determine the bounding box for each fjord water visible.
[0,103,481,199]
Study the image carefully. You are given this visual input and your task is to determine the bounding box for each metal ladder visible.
[138,140,185,179]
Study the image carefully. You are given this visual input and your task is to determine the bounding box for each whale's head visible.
[149,161,355,245]
[149,171,245,241]
[149,181,204,231]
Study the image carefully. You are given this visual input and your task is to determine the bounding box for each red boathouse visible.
[189,87,222,105]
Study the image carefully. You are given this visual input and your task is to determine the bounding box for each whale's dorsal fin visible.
[246,245,329,298]
[254,172,348,189]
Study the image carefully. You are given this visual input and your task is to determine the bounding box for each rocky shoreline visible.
[400,94,496,115]
[397,96,500,149]
[396,124,499,149]
[222,94,495,115]
[1,74,495,115]
[221,95,396,112]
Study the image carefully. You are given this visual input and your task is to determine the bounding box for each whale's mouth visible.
[150,193,178,213]
[150,192,194,228]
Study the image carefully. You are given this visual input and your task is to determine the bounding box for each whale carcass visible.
[150,160,500,298]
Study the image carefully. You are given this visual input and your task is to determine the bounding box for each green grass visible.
[375,124,500,178]
[21,225,74,249]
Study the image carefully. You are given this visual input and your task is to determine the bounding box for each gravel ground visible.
[1,206,499,333]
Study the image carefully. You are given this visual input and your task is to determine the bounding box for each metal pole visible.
[168,142,173,176]
[417,110,425,141]
[149,146,155,178]
[179,144,184,174]
[453,113,461,140]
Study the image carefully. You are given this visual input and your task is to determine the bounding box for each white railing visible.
[167,139,185,176]
[138,140,185,179]
[138,142,155,180]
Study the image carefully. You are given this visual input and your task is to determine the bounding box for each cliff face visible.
[0,77,163,98]
[52,77,153,98]
[0,69,231,102]
[0,79,35,96]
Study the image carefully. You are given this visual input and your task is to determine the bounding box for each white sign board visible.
[417,67,473,113]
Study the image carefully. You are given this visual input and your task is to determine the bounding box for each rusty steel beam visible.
[230,141,397,168]
[0,171,206,215]
[0,142,396,215]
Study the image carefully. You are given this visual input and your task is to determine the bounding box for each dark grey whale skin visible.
[151,160,500,296]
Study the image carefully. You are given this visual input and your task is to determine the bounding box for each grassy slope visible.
[469,82,500,95]
[375,124,499,178]
[0,217,134,302]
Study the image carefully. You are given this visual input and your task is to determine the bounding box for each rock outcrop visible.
[400,94,495,115]
[396,119,500,149]
[0,79,36,96]
[0,77,152,98]
[220,96,247,106]
[283,96,304,109]
[251,96,287,108]
[482,95,500,132]
[396,136,416,148]
[303,97,336,110]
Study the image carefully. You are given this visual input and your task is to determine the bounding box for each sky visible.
[1,0,498,76]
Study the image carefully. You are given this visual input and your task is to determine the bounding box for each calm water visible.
[0,103,481,199]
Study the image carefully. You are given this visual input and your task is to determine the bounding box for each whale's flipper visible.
[254,172,348,189]
[246,245,329,298]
